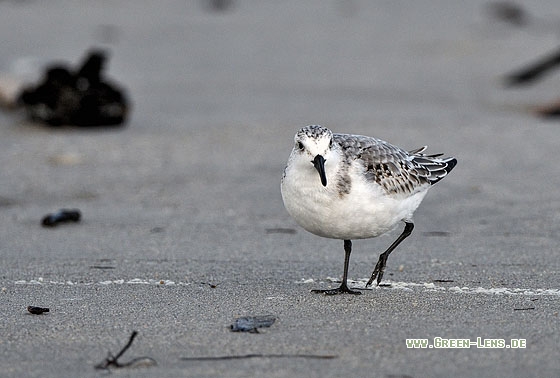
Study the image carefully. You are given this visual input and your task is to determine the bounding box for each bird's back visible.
[333,132,456,198]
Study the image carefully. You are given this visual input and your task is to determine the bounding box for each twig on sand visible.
[181,354,337,361]
[95,331,156,370]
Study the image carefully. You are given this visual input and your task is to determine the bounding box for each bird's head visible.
[293,125,334,187]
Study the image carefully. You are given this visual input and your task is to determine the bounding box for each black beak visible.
[313,154,327,187]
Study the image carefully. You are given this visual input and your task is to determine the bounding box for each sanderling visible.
[281,125,457,295]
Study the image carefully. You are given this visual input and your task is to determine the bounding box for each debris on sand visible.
[27,306,49,315]
[17,49,130,127]
[41,209,81,227]
[486,1,527,27]
[230,315,276,333]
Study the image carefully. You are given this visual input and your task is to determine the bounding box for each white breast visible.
[281,157,428,240]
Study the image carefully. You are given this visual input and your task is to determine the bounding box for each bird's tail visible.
[411,153,457,185]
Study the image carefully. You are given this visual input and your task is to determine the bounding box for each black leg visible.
[312,240,361,295]
[366,221,414,287]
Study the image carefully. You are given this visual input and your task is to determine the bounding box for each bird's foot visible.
[366,254,388,287]
[312,283,362,295]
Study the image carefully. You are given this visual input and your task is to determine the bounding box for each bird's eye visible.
[297,142,305,151]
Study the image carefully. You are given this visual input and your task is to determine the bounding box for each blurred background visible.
[1,0,560,268]
[1,0,560,266]
[2,0,560,129]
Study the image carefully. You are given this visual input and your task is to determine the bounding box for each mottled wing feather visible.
[334,133,455,197]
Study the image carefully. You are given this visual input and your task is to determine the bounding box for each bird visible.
[281,125,457,295]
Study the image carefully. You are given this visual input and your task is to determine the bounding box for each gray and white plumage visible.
[281,125,456,294]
